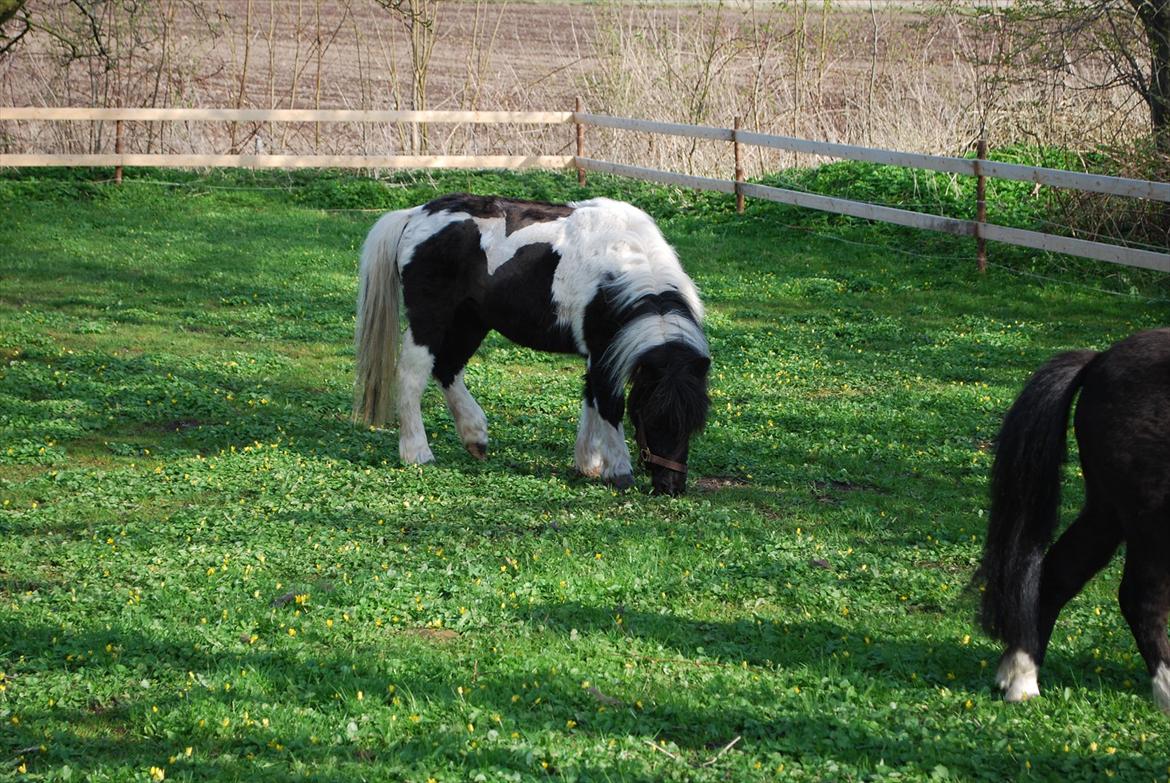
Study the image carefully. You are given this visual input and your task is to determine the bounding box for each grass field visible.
[1,168,1168,782]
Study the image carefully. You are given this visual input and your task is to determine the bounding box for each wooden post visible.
[733,116,745,214]
[575,96,586,187]
[114,119,124,185]
[975,134,987,273]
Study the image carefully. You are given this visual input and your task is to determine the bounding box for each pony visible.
[352,193,710,496]
[977,328,1170,714]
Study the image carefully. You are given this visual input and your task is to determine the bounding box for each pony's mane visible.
[602,306,708,391]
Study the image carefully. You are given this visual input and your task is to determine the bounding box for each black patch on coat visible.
[401,219,577,388]
[482,242,577,353]
[422,193,574,236]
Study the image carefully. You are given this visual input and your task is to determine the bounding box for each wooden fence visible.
[1,106,1167,273]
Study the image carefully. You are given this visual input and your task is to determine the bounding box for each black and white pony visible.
[977,328,1170,714]
[352,194,710,495]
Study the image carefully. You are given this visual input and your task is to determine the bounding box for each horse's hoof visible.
[608,473,634,491]
[466,442,488,460]
[996,649,1040,702]
[400,445,435,465]
[1153,663,1170,715]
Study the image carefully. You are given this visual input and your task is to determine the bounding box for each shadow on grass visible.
[0,606,1151,782]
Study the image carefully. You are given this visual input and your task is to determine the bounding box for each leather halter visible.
[634,424,688,475]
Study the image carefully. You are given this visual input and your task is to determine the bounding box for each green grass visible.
[1,167,1168,782]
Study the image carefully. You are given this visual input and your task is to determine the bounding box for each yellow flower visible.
[287,628,296,637]
[566,719,577,729]
[149,766,166,781]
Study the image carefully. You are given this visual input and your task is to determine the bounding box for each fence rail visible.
[1,107,574,124]
[0,153,573,170]
[1,105,1166,272]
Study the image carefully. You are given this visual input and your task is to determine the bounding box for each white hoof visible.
[400,442,435,465]
[1153,663,1170,716]
[575,451,604,478]
[452,406,487,453]
[996,649,1040,702]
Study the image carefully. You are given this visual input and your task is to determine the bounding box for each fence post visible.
[114,119,124,186]
[975,134,987,273]
[734,116,745,214]
[575,96,586,187]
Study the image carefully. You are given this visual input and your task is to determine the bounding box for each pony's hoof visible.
[996,650,1040,702]
[466,442,488,460]
[608,473,634,491]
[400,445,435,465]
[1003,682,1040,703]
[1153,663,1170,715]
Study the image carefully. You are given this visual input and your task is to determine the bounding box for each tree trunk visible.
[1131,0,1170,154]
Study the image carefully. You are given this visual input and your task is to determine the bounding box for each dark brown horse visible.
[977,328,1170,714]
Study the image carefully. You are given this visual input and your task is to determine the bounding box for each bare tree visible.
[989,0,1170,155]
[373,0,437,153]
[0,0,31,57]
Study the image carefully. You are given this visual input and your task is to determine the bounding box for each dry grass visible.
[0,0,1149,177]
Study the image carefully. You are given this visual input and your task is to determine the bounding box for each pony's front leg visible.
[442,371,488,459]
[397,331,436,464]
[596,413,634,489]
[574,398,605,478]
[575,377,632,489]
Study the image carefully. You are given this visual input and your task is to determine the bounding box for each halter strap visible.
[635,426,688,475]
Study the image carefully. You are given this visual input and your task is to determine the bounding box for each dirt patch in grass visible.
[695,475,750,492]
[402,628,460,644]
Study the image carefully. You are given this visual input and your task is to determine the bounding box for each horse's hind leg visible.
[433,311,490,459]
[1117,539,1170,714]
[397,329,437,464]
[441,371,488,459]
[998,503,1121,702]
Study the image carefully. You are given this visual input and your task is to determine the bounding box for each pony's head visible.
[626,342,711,496]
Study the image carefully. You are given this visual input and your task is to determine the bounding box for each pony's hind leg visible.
[397,329,437,464]
[998,504,1121,702]
[432,311,490,459]
[441,371,488,459]
[1117,541,1170,714]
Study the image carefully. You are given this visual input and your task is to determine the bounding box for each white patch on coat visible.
[551,198,704,357]
[996,649,1040,702]
[396,329,436,464]
[472,216,570,275]
[442,371,487,449]
[1153,662,1170,715]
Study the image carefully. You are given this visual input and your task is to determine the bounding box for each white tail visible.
[353,207,414,426]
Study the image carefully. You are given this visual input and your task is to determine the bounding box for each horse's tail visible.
[353,207,413,427]
[977,348,1099,647]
